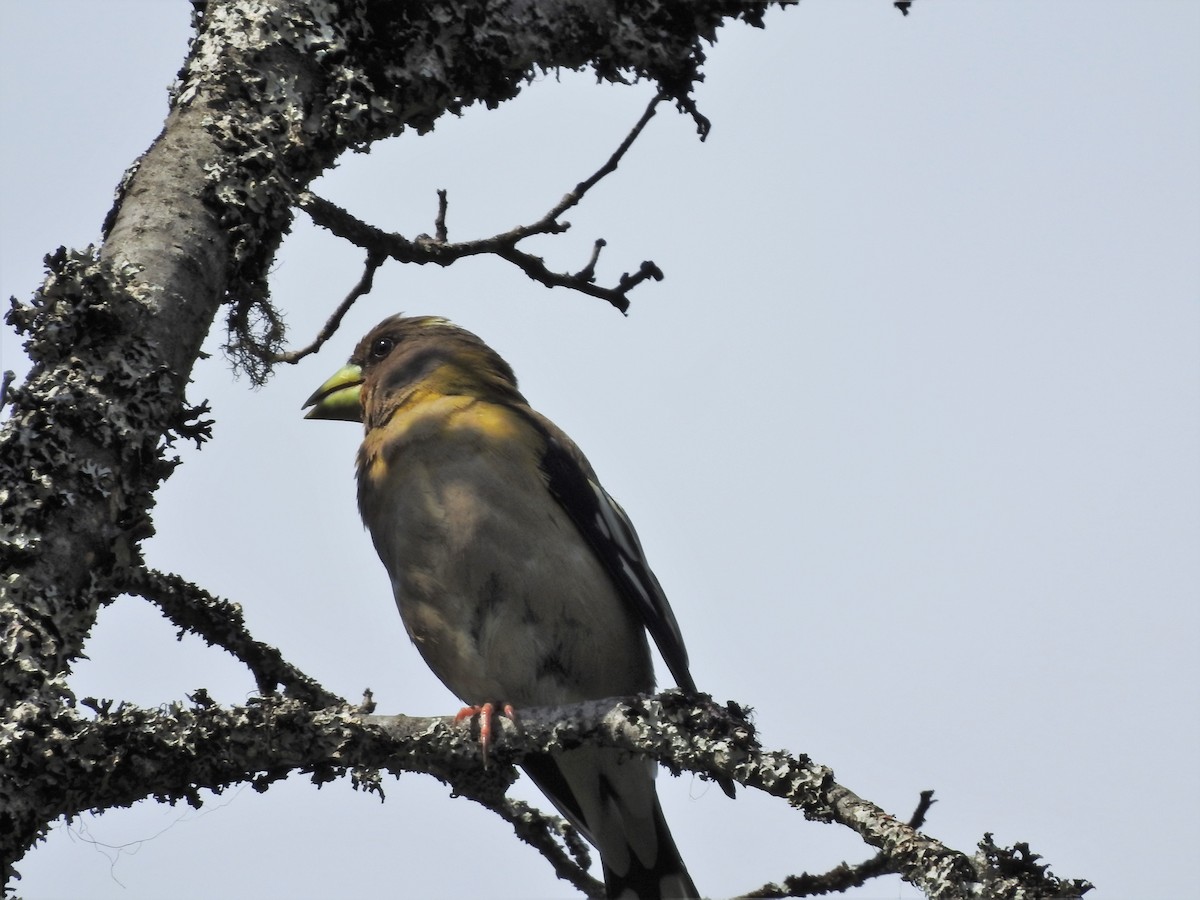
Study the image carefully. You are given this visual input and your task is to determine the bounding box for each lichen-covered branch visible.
[122,568,340,708]
[2,248,178,710]
[741,791,935,898]
[491,798,605,899]
[368,695,1090,899]
[0,684,1089,898]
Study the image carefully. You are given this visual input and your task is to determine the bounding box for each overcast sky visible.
[2,2,1198,898]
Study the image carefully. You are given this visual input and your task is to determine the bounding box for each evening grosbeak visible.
[304,314,712,899]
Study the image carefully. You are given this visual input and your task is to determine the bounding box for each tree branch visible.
[371,695,1091,900]
[122,568,341,708]
[292,91,668,332]
[266,251,385,366]
[3,679,1090,899]
[741,791,936,898]
[489,798,605,899]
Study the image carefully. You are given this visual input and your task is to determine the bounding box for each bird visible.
[304,314,713,899]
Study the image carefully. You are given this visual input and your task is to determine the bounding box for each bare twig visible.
[434,189,448,242]
[296,93,668,323]
[909,788,936,829]
[576,239,606,283]
[549,91,666,222]
[494,245,663,305]
[269,251,385,365]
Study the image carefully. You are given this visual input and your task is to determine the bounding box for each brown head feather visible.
[352,315,527,429]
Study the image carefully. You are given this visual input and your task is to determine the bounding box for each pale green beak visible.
[302,363,364,421]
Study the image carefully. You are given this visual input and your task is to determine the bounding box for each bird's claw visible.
[455,701,518,765]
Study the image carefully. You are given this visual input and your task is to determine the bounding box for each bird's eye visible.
[369,337,395,360]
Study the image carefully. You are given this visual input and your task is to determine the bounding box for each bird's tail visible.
[522,749,699,900]
[599,791,697,900]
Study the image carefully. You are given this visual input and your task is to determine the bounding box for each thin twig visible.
[269,251,385,365]
[545,91,666,223]
[435,189,448,242]
[909,789,936,829]
[494,245,663,306]
[575,239,606,282]
[296,93,669,318]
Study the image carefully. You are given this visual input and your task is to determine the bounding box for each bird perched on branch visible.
[304,314,716,899]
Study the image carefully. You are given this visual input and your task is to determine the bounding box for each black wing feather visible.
[533,426,697,694]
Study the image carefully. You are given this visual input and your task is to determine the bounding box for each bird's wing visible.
[525,412,698,695]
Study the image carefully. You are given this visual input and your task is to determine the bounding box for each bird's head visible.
[302,315,524,427]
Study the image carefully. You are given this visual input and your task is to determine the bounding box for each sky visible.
[2,2,1198,898]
